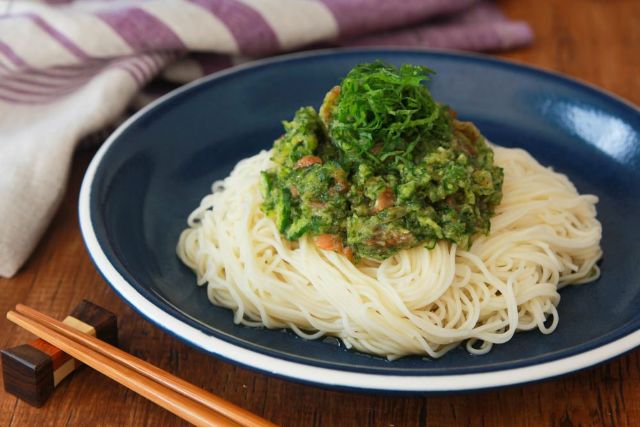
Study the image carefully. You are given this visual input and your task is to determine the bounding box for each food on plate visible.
[177,62,602,359]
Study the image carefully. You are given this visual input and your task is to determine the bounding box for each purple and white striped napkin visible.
[0,0,532,278]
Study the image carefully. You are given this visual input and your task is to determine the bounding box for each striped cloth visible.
[0,0,533,278]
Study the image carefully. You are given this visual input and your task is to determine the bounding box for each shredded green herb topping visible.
[261,62,503,261]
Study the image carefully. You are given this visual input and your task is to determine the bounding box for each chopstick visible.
[7,305,277,427]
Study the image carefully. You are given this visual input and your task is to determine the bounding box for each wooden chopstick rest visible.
[1,300,117,407]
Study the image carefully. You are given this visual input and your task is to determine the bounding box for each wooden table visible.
[1,1,639,425]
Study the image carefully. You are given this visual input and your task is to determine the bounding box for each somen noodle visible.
[177,145,602,359]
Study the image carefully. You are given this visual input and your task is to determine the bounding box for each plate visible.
[79,48,640,392]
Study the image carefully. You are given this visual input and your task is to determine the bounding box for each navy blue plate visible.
[80,49,640,392]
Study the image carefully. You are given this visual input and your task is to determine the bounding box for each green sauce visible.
[261,62,503,261]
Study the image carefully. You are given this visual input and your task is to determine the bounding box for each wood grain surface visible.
[1,1,639,425]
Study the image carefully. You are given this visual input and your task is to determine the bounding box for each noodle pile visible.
[177,146,602,359]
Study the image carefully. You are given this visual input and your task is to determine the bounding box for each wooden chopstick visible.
[7,310,234,426]
[7,305,276,427]
[13,304,274,427]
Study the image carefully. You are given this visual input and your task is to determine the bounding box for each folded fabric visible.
[0,0,533,278]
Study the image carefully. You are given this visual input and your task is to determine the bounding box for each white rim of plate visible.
[79,47,640,392]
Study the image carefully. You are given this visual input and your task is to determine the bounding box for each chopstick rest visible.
[1,300,117,407]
